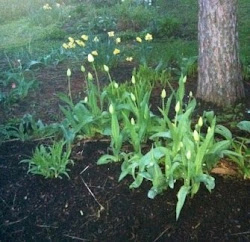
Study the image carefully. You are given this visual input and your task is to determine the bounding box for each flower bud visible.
[175,101,180,113]
[161,89,166,99]
[193,130,200,142]
[114,82,119,89]
[109,104,114,114]
[81,65,85,72]
[103,65,109,72]
[87,72,93,81]
[83,96,88,103]
[189,91,193,97]
[131,118,135,126]
[183,76,187,83]
[87,54,94,63]
[131,76,136,84]
[186,150,191,160]
[67,68,71,77]
[198,117,203,127]
[131,93,136,102]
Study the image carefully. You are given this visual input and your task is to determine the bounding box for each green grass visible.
[0,0,249,71]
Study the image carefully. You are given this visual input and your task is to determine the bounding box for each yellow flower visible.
[113,48,120,55]
[136,37,142,43]
[126,57,133,62]
[93,36,99,42]
[145,33,153,41]
[68,42,76,48]
[91,50,98,56]
[75,40,85,47]
[68,37,74,43]
[81,34,88,41]
[108,31,115,37]
[43,3,52,10]
[88,54,94,63]
[62,43,68,49]
[115,37,121,44]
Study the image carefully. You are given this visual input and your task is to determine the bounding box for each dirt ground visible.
[0,62,250,241]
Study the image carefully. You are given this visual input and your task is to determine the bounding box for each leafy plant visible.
[21,140,73,179]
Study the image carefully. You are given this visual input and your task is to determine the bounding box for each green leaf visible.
[215,125,232,140]
[194,174,215,192]
[176,185,190,220]
[150,131,172,140]
[237,121,250,133]
[97,154,118,165]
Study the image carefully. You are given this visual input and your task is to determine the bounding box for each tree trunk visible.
[197,0,245,106]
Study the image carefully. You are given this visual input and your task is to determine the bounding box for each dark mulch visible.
[0,140,250,242]
[0,61,250,241]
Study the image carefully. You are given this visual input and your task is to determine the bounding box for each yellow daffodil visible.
[75,40,85,47]
[108,31,115,37]
[145,33,153,41]
[68,42,76,48]
[81,34,88,41]
[43,3,52,10]
[113,48,120,55]
[93,36,99,42]
[136,37,142,43]
[126,57,133,62]
[115,37,121,44]
[87,54,94,62]
[68,37,74,43]
[91,50,98,56]
[62,43,68,49]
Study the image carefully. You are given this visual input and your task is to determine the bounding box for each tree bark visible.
[197,0,245,106]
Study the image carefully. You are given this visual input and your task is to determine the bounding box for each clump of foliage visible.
[21,140,73,179]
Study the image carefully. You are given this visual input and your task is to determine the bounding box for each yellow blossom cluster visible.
[43,3,52,10]
[136,33,153,43]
